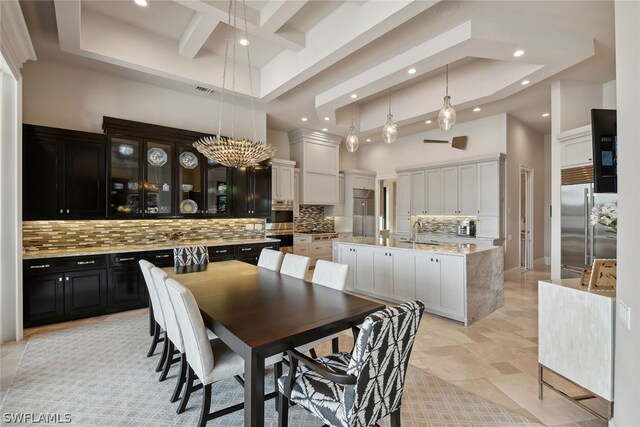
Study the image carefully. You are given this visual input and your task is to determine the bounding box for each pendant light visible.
[382,88,397,144]
[346,104,359,152]
[438,64,456,131]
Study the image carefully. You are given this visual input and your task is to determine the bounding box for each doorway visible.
[520,166,534,270]
[378,178,396,239]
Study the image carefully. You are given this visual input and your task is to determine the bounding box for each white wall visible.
[613,1,640,425]
[602,80,617,109]
[559,80,603,132]
[22,58,266,140]
[267,128,290,161]
[354,114,507,177]
[505,115,545,270]
[543,134,551,261]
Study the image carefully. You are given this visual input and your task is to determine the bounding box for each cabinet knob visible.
[430,258,433,262]
[436,259,439,263]
[59,209,63,214]
[58,277,63,282]
[66,209,70,214]
[65,276,69,281]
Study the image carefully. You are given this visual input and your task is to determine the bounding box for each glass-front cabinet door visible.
[205,160,230,216]
[144,141,173,216]
[109,136,142,216]
[177,144,202,215]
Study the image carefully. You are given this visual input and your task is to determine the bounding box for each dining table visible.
[163,260,385,427]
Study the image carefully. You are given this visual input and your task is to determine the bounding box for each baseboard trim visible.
[504,266,522,276]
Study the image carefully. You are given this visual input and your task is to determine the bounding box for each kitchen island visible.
[333,237,503,325]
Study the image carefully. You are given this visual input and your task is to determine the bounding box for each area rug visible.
[1,315,539,426]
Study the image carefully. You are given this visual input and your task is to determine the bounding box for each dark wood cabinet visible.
[64,269,108,319]
[23,124,106,220]
[231,162,272,217]
[108,267,146,311]
[23,272,65,326]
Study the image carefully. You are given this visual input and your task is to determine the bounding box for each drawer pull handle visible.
[30,264,51,269]
[241,248,252,252]
[77,260,95,265]
[216,250,228,253]
[155,254,170,259]
[118,257,135,262]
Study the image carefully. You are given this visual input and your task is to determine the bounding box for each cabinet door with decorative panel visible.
[396,172,411,216]
[458,163,478,215]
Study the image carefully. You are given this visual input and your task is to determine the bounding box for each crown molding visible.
[1,1,36,78]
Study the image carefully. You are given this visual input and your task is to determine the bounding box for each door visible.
[108,267,147,311]
[391,249,416,300]
[458,164,478,215]
[438,255,465,320]
[442,166,459,214]
[109,136,142,217]
[425,169,442,215]
[353,197,366,236]
[205,161,230,216]
[64,269,108,319]
[252,163,272,216]
[415,254,440,310]
[293,170,300,217]
[363,197,376,237]
[477,161,499,216]
[23,273,65,327]
[396,172,411,216]
[339,245,356,289]
[231,166,251,215]
[276,165,295,201]
[373,249,392,297]
[23,132,64,220]
[176,144,203,215]
[144,141,174,216]
[354,246,374,293]
[410,170,426,215]
[520,167,533,270]
[65,140,106,218]
[561,184,590,276]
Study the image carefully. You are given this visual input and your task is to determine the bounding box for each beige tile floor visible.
[1,264,607,426]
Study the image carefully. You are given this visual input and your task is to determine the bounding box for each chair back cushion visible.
[165,278,214,383]
[344,300,425,426]
[280,253,311,280]
[151,267,184,353]
[311,260,349,291]
[173,246,209,267]
[139,260,165,328]
[257,248,284,271]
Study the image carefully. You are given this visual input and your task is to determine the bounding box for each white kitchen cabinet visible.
[272,159,296,202]
[558,125,593,168]
[458,164,478,215]
[441,166,459,215]
[338,245,356,289]
[354,245,375,293]
[477,161,499,216]
[425,168,443,215]
[293,168,300,217]
[415,253,440,311]
[289,129,341,205]
[310,240,333,266]
[396,215,411,233]
[391,249,416,300]
[410,170,426,215]
[326,173,345,217]
[352,175,375,190]
[415,253,465,321]
[373,249,393,297]
[396,172,411,217]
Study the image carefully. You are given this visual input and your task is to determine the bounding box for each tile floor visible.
[1,264,607,426]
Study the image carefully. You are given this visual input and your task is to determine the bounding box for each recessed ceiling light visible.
[425,120,432,124]
[322,128,328,132]
[350,94,358,99]
[324,117,330,121]
[301,117,308,122]
[366,138,372,142]
[407,68,417,74]
[542,113,550,117]
[473,107,481,112]
[239,39,250,46]
[521,80,530,85]
[134,0,148,6]
[513,49,525,57]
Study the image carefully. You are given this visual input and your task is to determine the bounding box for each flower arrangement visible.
[162,231,184,242]
[590,202,617,232]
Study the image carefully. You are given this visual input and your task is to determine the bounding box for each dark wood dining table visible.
[163,260,385,427]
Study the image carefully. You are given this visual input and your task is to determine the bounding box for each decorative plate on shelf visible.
[147,148,168,166]
[179,152,199,169]
[180,199,198,214]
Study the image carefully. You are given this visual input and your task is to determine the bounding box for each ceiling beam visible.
[260,0,308,33]
[53,0,81,51]
[178,12,220,59]
[173,0,305,52]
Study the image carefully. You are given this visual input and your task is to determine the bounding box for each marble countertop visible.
[332,237,499,255]
[22,238,281,260]
[543,278,616,298]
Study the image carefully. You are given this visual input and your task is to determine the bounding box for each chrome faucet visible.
[411,219,422,242]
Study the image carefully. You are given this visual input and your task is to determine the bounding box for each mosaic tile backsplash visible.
[294,205,335,233]
[23,218,266,252]
[412,215,477,235]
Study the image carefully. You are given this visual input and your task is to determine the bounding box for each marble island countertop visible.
[332,236,498,255]
[22,238,281,260]
[544,278,616,298]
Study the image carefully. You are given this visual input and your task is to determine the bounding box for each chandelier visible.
[193,0,275,168]
[382,88,397,144]
[438,64,456,131]
[345,104,359,152]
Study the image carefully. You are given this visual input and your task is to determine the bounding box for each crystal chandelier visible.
[193,0,275,168]
[382,88,397,144]
[346,104,359,152]
[438,64,456,131]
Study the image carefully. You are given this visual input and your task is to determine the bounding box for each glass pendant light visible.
[346,104,359,152]
[382,88,397,144]
[438,64,456,131]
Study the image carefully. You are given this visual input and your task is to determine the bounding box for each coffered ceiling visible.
[20,0,615,141]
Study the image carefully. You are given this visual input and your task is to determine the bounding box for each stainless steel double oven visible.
[266,200,294,253]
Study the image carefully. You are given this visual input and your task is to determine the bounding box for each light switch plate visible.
[619,299,631,330]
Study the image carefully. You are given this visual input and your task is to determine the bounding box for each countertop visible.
[542,278,616,298]
[332,237,499,255]
[22,238,281,260]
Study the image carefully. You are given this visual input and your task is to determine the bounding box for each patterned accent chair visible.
[173,246,209,272]
[277,300,425,427]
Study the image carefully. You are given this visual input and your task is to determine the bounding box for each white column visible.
[550,82,562,279]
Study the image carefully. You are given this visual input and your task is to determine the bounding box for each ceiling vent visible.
[195,86,215,94]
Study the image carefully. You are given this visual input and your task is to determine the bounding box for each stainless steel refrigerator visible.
[561,183,617,278]
[353,189,375,237]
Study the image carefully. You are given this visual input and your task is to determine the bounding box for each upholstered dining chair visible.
[173,246,209,271]
[297,260,351,356]
[164,277,283,426]
[139,260,167,371]
[280,253,311,280]
[257,248,284,271]
[277,300,426,427]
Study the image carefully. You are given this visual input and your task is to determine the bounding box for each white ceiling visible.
[20,0,616,141]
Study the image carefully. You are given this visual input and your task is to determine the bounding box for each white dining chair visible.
[257,248,284,271]
[164,277,283,425]
[139,260,167,371]
[280,253,311,280]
